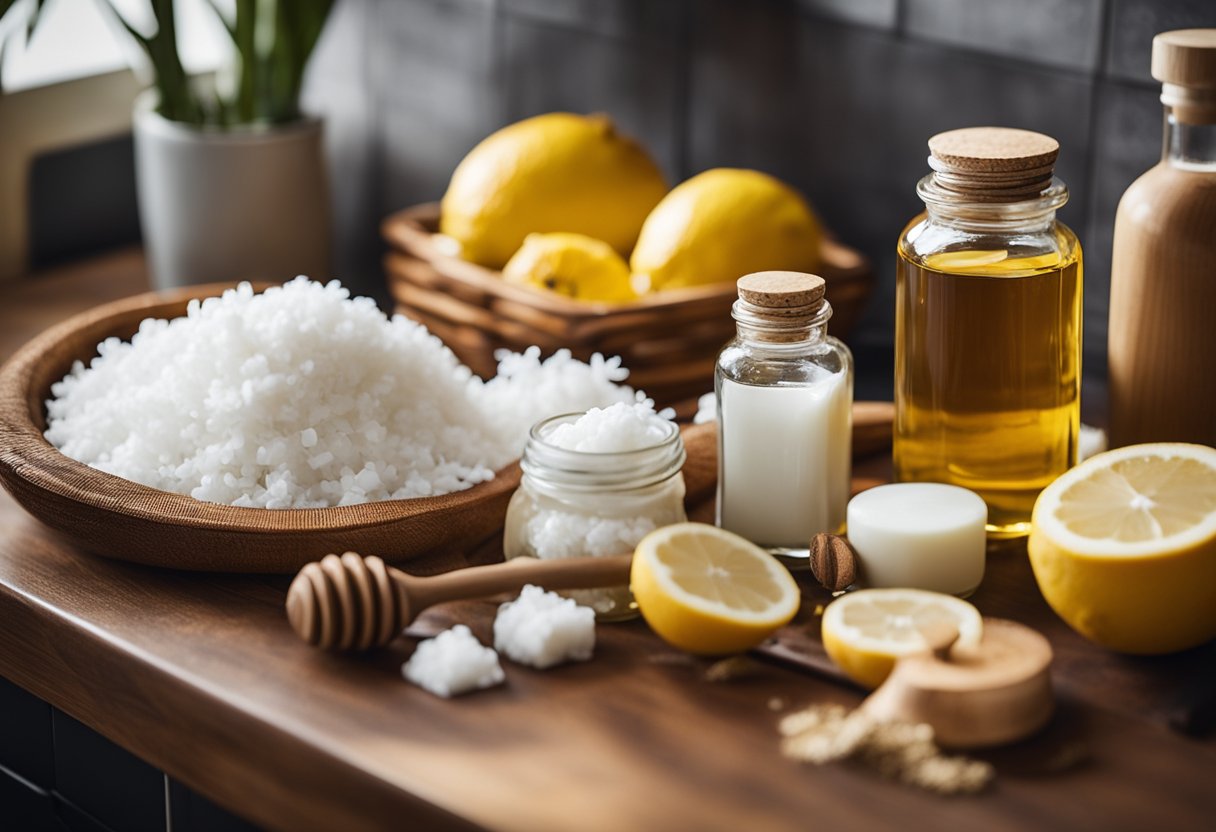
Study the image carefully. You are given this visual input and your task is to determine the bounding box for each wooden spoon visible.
[286,552,632,651]
[861,617,1054,749]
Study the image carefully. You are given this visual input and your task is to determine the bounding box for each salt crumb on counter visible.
[401,625,504,698]
[494,585,596,669]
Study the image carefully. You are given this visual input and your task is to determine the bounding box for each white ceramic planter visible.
[133,97,331,289]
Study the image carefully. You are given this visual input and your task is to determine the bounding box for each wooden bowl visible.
[0,284,521,573]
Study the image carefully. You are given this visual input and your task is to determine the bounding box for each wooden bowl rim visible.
[0,283,522,537]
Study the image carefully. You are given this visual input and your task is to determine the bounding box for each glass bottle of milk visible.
[715,271,853,559]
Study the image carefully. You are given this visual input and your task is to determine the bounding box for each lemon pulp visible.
[630,523,800,656]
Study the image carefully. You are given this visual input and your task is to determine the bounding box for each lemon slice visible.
[1029,443,1216,654]
[630,523,800,655]
[820,589,983,689]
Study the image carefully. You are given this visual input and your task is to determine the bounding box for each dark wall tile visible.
[501,0,684,40]
[502,17,685,178]
[797,0,898,30]
[168,779,262,832]
[52,710,165,832]
[55,797,119,832]
[0,675,54,789]
[1105,0,1216,84]
[904,0,1106,73]
[1083,82,1161,376]
[690,2,1095,357]
[1,768,59,832]
[370,0,502,213]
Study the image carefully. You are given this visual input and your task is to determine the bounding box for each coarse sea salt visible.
[401,625,504,698]
[494,584,596,669]
[546,401,671,452]
[44,278,644,508]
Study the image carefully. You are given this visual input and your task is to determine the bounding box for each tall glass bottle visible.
[895,127,1083,538]
[716,271,853,558]
[1109,29,1216,447]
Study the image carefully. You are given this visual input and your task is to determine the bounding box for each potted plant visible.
[3,0,335,288]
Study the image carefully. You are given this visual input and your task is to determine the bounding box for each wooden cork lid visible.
[927,127,1060,202]
[737,271,825,309]
[1153,30,1216,124]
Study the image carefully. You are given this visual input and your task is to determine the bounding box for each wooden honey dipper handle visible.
[286,552,634,652]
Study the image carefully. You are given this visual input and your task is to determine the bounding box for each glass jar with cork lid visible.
[715,271,853,560]
[895,127,1083,538]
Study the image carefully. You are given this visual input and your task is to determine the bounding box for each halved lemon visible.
[820,589,983,689]
[630,523,800,655]
[1029,443,1216,654]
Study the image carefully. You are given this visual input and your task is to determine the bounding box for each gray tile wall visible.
[302,0,1216,391]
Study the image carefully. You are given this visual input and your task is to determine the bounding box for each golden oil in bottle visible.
[894,128,1083,538]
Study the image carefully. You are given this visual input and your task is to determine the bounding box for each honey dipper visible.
[286,552,633,651]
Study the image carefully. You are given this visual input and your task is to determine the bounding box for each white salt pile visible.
[494,585,596,669]
[44,278,643,508]
[546,401,671,452]
[401,625,504,698]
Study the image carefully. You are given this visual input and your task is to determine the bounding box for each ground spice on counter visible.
[779,703,994,795]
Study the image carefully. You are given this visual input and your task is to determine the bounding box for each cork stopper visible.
[927,127,1060,202]
[737,271,825,310]
[734,271,827,342]
[1152,29,1216,125]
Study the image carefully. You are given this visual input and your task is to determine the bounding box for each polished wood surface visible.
[1,251,1214,832]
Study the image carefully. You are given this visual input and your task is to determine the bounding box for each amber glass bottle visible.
[895,128,1083,538]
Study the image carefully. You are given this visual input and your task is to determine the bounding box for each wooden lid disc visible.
[1153,29,1216,88]
[737,271,825,309]
[928,127,1059,173]
[862,618,1055,748]
[901,618,1052,692]
[1154,31,1216,123]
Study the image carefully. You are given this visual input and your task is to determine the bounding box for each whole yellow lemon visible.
[440,113,667,269]
[502,232,637,303]
[630,168,822,292]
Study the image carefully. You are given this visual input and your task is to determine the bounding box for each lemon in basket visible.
[630,168,822,292]
[630,523,800,656]
[440,113,668,269]
[502,233,637,303]
[1028,443,1216,654]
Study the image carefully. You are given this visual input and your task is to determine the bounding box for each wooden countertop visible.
[0,250,1213,832]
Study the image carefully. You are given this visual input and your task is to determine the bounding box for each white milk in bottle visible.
[715,272,853,556]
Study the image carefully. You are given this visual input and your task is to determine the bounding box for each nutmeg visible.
[809,533,857,592]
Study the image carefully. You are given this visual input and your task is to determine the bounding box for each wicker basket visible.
[383,203,873,407]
